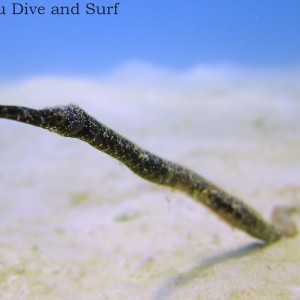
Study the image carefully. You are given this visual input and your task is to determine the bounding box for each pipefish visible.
[0,104,297,243]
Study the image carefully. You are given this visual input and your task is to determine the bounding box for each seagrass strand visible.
[0,104,283,243]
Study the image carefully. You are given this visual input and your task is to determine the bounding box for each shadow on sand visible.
[152,242,264,300]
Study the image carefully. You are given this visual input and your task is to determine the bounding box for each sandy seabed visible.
[0,64,300,299]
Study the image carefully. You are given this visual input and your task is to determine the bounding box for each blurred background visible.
[0,0,300,79]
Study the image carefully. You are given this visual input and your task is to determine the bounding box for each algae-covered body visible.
[0,104,291,243]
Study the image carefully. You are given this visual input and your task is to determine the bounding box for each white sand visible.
[0,63,300,299]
